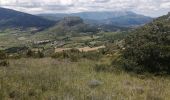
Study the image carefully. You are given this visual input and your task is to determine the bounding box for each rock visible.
[88,79,103,88]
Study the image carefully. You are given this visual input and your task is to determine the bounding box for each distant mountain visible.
[38,11,152,27]
[102,12,153,27]
[0,7,55,30]
[43,16,99,36]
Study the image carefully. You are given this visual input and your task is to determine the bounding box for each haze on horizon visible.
[0,0,170,17]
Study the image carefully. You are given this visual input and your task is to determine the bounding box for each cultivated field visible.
[55,46,105,53]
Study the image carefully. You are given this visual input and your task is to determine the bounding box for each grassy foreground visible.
[0,58,169,100]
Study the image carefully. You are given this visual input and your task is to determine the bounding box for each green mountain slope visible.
[0,7,55,30]
[42,16,98,36]
[123,12,170,73]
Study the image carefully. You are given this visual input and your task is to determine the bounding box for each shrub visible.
[0,60,9,67]
[26,50,44,58]
[0,51,9,67]
[26,50,34,57]
[123,21,170,74]
[37,51,44,58]
[0,50,7,59]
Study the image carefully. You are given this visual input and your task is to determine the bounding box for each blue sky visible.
[0,0,170,17]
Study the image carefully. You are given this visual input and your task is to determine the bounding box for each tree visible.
[123,18,170,73]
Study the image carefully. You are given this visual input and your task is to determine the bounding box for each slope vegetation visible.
[0,7,55,30]
[123,12,170,73]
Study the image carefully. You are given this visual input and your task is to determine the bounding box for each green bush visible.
[0,60,9,67]
[26,50,34,57]
[26,50,44,58]
[123,21,170,74]
[0,50,7,59]
[37,51,44,58]
[0,51,9,67]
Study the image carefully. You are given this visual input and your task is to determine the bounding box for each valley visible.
[0,6,169,100]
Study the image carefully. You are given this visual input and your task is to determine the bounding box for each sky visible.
[0,0,170,17]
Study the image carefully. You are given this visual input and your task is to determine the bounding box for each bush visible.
[123,21,170,74]
[0,50,7,59]
[26,50,34,57]
[37,51,44,58]
[0,60,9,67]
[0,51,9,67]
[26,50,44,58]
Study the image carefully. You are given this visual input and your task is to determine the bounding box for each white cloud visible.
[160,2,170,8]
[0,0,170,17]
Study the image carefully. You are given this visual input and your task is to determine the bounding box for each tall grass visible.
[0,58,169,100]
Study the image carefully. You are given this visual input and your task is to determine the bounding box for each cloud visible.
[160,2,170,8]
[0,0,170,17]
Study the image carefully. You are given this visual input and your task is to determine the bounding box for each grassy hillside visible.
[0,58,169,100]
[40,16,99,37]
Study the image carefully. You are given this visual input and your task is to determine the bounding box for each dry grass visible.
[0,58,169,100]
[55,46,105,53]
[77,46,105,52]
[54,48,72,53]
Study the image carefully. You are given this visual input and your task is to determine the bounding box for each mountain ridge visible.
[0,7,56,30]
[38,11,152,27]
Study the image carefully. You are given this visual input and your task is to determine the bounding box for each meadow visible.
[0,58,169,100]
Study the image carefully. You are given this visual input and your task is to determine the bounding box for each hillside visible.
[0,7,55,30]
[41,16,99,36]
[123,12,170,73]
[38,11,152,27]
[103,13,152,27]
